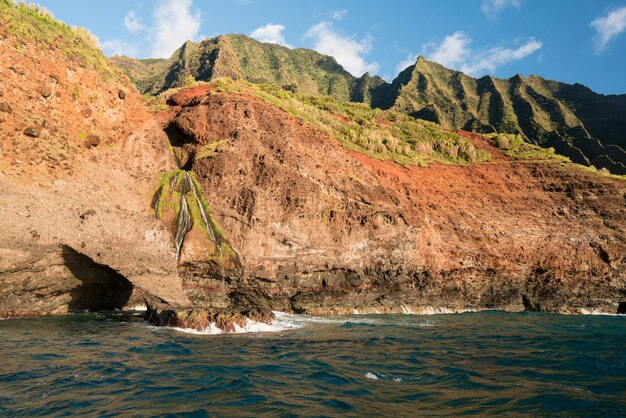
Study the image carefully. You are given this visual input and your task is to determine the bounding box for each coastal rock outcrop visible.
[158,86,626,315]
[0,2,189,317]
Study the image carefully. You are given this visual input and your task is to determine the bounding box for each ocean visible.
[0,311,624,416]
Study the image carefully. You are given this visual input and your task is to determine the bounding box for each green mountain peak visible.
[111,34,626,174]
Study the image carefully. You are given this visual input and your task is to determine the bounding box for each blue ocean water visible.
[0,311,624,416]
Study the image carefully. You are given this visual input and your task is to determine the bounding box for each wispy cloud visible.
[101,39,138,57]
[481,0,521,19]
[330,10,347,21]
[418,31,542,76]
[250,23,291,47]
[123,11,145,34]
[305,21,379,77]
[591,6,626,53]
[151,0,202,58]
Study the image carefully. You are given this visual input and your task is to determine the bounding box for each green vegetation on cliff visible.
[153,170,239,267]
[208,78,490,166]
[113,36,625,174]
[0,0,117,78]
[377,57,626,174]
[111,34,385,102]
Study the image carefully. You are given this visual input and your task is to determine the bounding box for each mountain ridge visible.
[112,35,626,174]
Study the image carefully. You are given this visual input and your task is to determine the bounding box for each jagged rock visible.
[118,89,126,100]
[112,36,626,173]
[38,86,52,98]
[0,1,189,318]
[85,134,100,148]
[146,304,273,333]
[0,101,12,113]
[23,126,41,137]
[157,86,626,316]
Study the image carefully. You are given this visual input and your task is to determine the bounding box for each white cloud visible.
[481,0,521,19]
[429,32,472,68]
[123,11,145,33]
[101,39,138,57]
[150,0,201,58]
[250,23,291,48]
[331,10,347,21]
[395,53,419,73]
[305,21,380,77]
[421,31,542,76]
[591,6,626,53]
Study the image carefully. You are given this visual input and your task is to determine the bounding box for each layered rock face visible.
[0,3,189,317]
[2,4,625,325]
[158,87,626,315]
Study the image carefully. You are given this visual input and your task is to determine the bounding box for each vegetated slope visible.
[0,0,189,317]
[114,37,626,174]
[153,79,626,319]
[374,56,626,174]
[111,34,386,102]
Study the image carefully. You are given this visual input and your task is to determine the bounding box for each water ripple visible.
[0,312,624,415]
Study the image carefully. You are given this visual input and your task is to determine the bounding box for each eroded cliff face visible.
[0,6,189,317]
[157,86,626,317]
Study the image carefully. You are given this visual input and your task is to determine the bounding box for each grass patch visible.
[195,139,230,160]
[0,0,117,78]
[485,133,570,162]
[207,78,490,167]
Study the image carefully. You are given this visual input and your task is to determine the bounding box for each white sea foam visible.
[162,310,444,336]
[364,371,403,382]
[167,312,304,335]
[579,310,623,317]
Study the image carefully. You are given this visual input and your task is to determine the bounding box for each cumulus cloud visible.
[123,11,145,33]
[429,32,472,68]
[151,0,201,58]
[101,0,202,58]
[420,31,542,76]
[101,39,139,57]
[481,0,521,19]
[591,6,626,53]
[250,23,291,47]
[305,21,380,76]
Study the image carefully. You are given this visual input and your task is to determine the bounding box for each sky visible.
[28,0,626,94]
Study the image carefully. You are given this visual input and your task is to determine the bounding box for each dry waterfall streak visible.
[187,172,221,252]
[174,188,192,259]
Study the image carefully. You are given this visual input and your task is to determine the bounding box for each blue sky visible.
[30,0,626,94]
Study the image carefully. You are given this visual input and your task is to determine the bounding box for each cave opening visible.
[62,246,133,311]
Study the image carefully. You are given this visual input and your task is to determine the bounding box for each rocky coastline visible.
[1,2,625,332]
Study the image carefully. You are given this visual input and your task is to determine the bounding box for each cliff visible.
[1,5,625,328]
[151,80,626,324]
[0,1,189,316]
[115,37,626,175]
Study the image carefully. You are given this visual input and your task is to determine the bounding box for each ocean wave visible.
[165,312,304,335]
[364,371,403,382]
